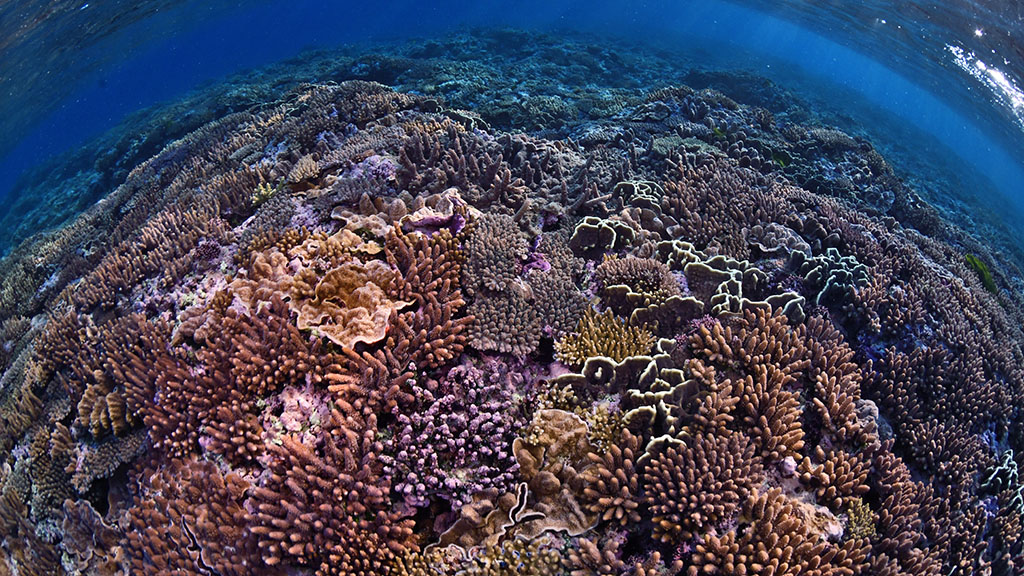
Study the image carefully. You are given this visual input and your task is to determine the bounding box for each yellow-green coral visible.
[845,497,876,540]
[251,181,282,207]
[582,402,625,453]
[555,308,655,368]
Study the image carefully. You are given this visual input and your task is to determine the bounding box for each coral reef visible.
[0,31,1022,576]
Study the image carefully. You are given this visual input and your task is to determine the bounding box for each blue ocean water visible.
[1,0,1022,227]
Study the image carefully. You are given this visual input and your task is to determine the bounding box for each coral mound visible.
[1,39,1023,576]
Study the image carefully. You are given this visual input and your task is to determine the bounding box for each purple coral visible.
[384,357,525,511]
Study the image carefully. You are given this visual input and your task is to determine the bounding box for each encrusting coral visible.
[0,34,1021,576]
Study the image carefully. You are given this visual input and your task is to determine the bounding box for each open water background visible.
[0,0,1021,237]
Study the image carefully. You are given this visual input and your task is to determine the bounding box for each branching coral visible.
[582,428,642,527]
[249,408,415,576]
[641,430,764,543]
[0,62,1021,576]
[688,488,868,576]
[798,446,871,510]
[555,308,655,368]
[462,213,527,296]
[385,358,524,510]
[125,458,257,576]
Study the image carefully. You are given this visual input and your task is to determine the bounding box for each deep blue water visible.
[1,0,1022,236]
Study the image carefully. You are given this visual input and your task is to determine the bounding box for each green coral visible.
[965,253,997,293]
[251,181,283,207]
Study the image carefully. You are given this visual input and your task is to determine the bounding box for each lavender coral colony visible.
[3,31,1024,576]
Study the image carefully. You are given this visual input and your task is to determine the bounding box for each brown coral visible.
[688,488,868,576]
[289,257,407,348]
[125,458,258,576]
[249,408,415,576]
[509,409,597,539]
[641,430,764,543]
[798,446,871,510]
[582,428,642,527]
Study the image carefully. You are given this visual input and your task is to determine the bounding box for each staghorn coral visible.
[249,407,415,576]
[581,428,642,527]
[688,488,868,576]
[866,441,944,575]
[384,225,472,369]
[733,362,806,463]
[125,458,258,576]
[565,535,627,576]
[798,446,871,510]
[338,226,473,413]
[140,294,321,462]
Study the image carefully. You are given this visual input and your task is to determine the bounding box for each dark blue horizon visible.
[1,0,1022,238]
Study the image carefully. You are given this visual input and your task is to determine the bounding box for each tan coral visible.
[582,428,642,527]
[555,308,655,368]
[688,488,868,576]
[294,259,410,349]
[510,409,598,539]
[76,374,136,438]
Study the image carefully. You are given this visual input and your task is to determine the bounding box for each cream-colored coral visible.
[510,409,597,539]
[230,230,403,348]
[287,154,319,184]
[294,259,409,349]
